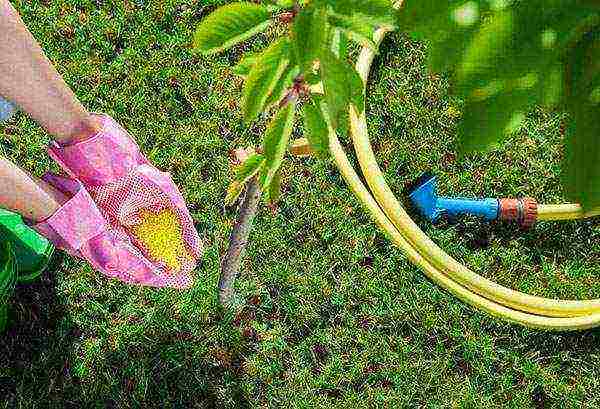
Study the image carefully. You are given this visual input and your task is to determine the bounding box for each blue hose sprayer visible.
[408,173,538,228]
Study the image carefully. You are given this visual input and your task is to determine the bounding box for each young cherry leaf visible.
[397,1,598,152]
[320,48,365,128]
[562,27,600,209]
[457,4,599,152]
[236,53,299,108]
[291,4,329,75]
[397,1,491,74]
[225,181,244,206]
[266,168,283,205]
[243,38,291,122]
[398,1,574,81]
[235,153,266,185]
[304,99,330,158]
[325,0,396,27]
[260,100,297,189]
[452,2,593,95]
[457,88,532,152]
[233,52,260,77]
[194,2,272,55]
[328,13,378,51]
[266,65,300,108]
[226,153,265,206]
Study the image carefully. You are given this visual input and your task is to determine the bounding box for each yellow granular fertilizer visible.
[131,209,192,271]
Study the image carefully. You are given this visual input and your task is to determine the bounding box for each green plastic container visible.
[1,209,54,332]
[0,243,16,332]
[0,208,54,282]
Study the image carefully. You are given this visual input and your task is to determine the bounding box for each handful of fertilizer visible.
[130,208,194,272]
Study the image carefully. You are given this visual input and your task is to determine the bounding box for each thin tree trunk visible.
[218,177,262,307]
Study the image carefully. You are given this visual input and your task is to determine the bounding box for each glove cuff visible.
[48,114,148,187]
[33,174,106,253]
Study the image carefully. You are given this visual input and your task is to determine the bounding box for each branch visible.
[218,176,262,307]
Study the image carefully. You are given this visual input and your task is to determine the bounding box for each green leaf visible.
[455,3,594,92]
[261,101,296,188]
[226,153,265,206]
[266,65,300,107]
[329,13,378,51]
[562,27,600,209]
[292,5,329,74]
[235,153,265,184]
[454,10,514,90]
[563,103,600,209]
[243,38,291,122]
[398,1,594,80]
[233,52,259,77]
[194,2,272,55]
[540,63,565,108]
[266,169,283,205]
[457,88,532,152]
[304,99,330,158]
[225,181,244,206]
[326,0,395,26]
[320,49,365,127]
[397,1,492,73]
[398,1,599,153]
[331,28,349,60]
[453,4,598,151]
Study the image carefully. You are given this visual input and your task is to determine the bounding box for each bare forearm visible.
[0,0,99,144]
[0,157,65,222]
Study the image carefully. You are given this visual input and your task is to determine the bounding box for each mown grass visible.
[2,1,600,407]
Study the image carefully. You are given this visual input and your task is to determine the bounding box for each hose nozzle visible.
[408,174,538,228]
[498,198,538,228]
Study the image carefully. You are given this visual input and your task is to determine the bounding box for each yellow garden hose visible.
[538,204,600,221]
[330,136,600,330]
[326,6,600,330]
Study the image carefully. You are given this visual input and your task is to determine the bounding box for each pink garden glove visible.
[47,114,202,287]
[34,174,181,287]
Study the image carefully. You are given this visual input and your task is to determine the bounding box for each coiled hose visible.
[328,12,600,330]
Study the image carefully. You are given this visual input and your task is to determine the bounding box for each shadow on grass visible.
[0,254,77,405]
[443,215,600,264]
[0,254,251,408]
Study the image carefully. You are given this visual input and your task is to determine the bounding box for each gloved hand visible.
[47,114,202,286]
[33,174,188,287]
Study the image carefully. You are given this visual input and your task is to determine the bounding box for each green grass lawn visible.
[2,1,600,407]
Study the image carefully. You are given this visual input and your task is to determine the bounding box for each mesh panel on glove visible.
[88,168,201,284]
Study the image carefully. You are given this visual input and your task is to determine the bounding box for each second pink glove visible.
[34,174,174,287]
